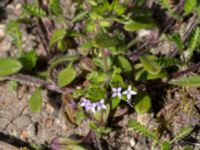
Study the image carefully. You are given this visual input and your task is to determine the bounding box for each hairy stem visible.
[4,74,73,93]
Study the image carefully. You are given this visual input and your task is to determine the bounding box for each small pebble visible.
[27,123,37,138]
[20,130,28,140]
[129,138,136,147]
[13,115,32,129]
[0,118,9,129]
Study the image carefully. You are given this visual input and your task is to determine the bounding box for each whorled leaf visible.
[156,56,180,68]
[49,0,62,16]
[186,27,200,59]
[23,3,46,17]
[161,141,171,150]
[171,127,193,142]
[184,0,196,16]
[128,119,158,140]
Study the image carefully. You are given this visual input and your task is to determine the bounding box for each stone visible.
[27,123,37,138]
[20,130,28,140]
[13,115,32,129]
[129,138,136,147]
[0,118,10,129]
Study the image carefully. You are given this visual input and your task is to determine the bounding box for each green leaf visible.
[156,56,180,68]
[111,97,121,109]
[161,141,171,150]
[23,3,46,17]
[134,93,151,114]
[80,41,94,50]
[73,88,85,99]
[49,0,62,16]
[111,0,126,15]
[89,121,98,129]
[167,33,184,51]
[139,55,161,75]
[6,20,22,51]
[75,109,85,125]
[7,80,18,92]
[86,71,107,84]
[117,56,132,73]
[124,20,155,32]
[29,88,43,112]
[20,50,37,70]
[67,145,87,150]
[186,27,200,59]
[93,57,112,70]
[110,73,126,88]
[184,0,196,16]
[71,11,88,23]
[93,33,118,48]
[50,137,85,150]
[172,127,193,142]
[99,20,112,28]
[86,20,96,32]
[128,119,158,140]
[57,66,76,88]
[135,69,167,81]
[86,86,106,102]
[0,58,22,77]
[170,75,200,86]
[159,0,173,12]
[50,29,66,47]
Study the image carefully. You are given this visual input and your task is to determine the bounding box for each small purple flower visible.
[86,102,96,113]
[80,97,96,113]
[96,99,106,111]
[123,85,137,100]
[112,87,122,98]
[80,97,91,108]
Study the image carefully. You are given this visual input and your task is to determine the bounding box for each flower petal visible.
[130,91,137,95]
[123,90,128,95]
[127,94,131,100]
[112,88,117,92]
[117,87,122,92]
[118,93,122,98]
[112,93,117,97]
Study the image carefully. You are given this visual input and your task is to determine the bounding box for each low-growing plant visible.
[1,0,200,149]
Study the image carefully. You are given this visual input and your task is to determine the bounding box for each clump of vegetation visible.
[1,0,200,149]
